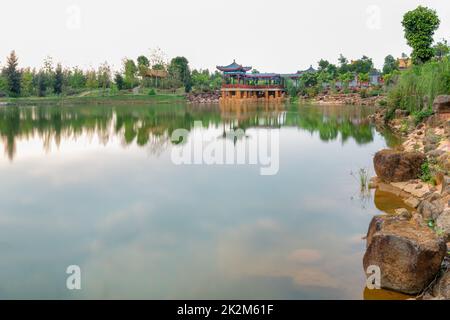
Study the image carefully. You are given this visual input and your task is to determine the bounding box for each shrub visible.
[360,88,368,98]
[420,160,433,183]
[412,108,434,124]
[148,88,156,96]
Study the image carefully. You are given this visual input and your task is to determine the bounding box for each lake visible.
[0,102,404,299]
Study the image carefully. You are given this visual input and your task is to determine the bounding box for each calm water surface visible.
[0,103,403,299]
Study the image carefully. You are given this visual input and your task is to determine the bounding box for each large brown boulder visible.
[363,215,447,295]
[373,149,426,182]
[433,95,450,114]
[432,264,450,299]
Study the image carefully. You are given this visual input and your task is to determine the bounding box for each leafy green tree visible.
[97,62,112,91]
[0,74,8,96]
[37,71,47,97]
[68,67,86,89]
[318,59,330,71]
[338,72,354,87]
[20,68,34,96]
[42,56,55,90]
[114,73,125,91]
[317,70,331,86]
[137,55,150,80]
[285,78,298,98]
[168,56,191,92]
[4,51,21,96]
[85,70,98,90]
[123,59,138,89]
[434,39,449,59]
[383,55,399,74]
[402,6,440,64]
[54,63,63,94]
[326,63,338,78]
[191,69,210,92]
[349,56,373,74]
[338,54,349,73]
[209,71,223,91]
[301,72,318,87]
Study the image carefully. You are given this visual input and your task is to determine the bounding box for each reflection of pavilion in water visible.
[0,104,379,160]
[218,103,287,129]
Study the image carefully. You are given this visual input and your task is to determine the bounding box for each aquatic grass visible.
[351,167,370,191]
[350,167,372,210]
[358,168,369,191]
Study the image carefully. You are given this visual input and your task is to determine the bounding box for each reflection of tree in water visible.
[0,103,379,160]
[285,105,375,145]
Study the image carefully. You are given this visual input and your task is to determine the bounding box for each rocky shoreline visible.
[309,93,385,106]
[366,95,450,299]
[186,92,220,104]
[186,92,386,106]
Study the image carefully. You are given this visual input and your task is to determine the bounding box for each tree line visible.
[0,48,224,98]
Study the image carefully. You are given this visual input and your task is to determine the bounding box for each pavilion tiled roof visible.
[216,60,252,72]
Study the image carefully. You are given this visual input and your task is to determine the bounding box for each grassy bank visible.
[387,57,450,120]
[0,91,186,106]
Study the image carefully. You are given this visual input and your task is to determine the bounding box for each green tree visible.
[114,73,125,91]
[402,6,440,64]
[42,56,55,91]
[383,55,399,74]
[285,78,298,98]
[338,54,349,73]
[191,69,210,92]
[302,72,318,87]
[97,62,112,91]
[434,39,449,59]
[326,63,338,78]
[318,59,330,71]
[317,70,331,85]
[4,50,21,96]
[37,71,47,97]
[0,74,8,96]
[123,59,138,89]
[349,56,373,74]
[137,55,150,81]
[20,68,34,96]
[85,70,98,90]
[68,67,86,89]
[338,72,354,87]
[168,56,191,92]
[54,63,63,94]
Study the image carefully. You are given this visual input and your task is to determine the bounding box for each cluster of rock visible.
[366,96,450,299]
[311,93,384,106]
[368,151,450,298]
[186,92,220,104]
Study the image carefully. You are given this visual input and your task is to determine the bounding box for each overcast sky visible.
[1,0,448,73]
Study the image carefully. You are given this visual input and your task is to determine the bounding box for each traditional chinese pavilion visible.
[216,60,286,102]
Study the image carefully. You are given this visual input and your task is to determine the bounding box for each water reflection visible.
[0,102,399,299]
[0,103,381,161]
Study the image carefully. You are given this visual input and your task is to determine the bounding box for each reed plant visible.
[387,57,450,119]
